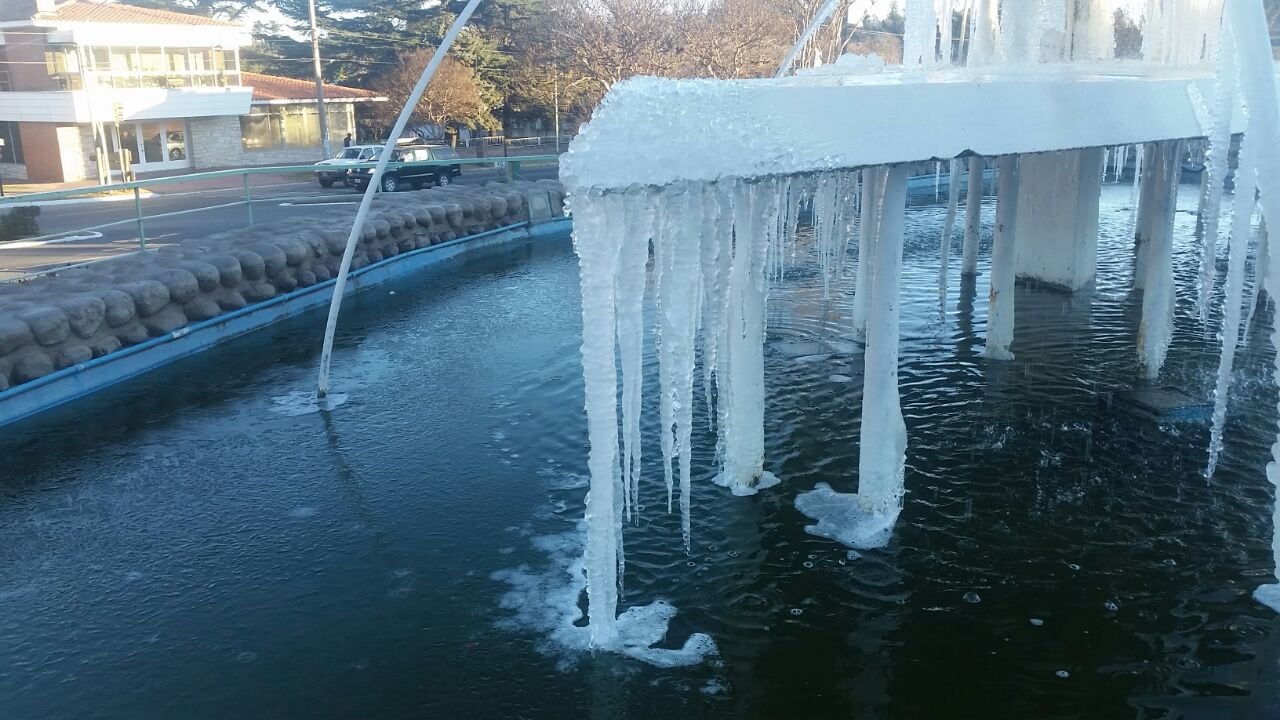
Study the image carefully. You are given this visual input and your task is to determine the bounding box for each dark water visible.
[2,184,1279,719]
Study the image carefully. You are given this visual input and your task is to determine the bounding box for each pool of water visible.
[2,184,1279,719]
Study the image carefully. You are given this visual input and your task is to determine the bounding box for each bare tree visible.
[371,49,500,138]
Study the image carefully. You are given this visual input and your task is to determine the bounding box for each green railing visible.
[0,155,558,281]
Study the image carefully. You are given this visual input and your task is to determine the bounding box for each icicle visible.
[1134,144,1157,288]
[1223,0,1280,613]
[937,0,954,64]
[934,161,942,202]
[794,164,909,549]
[1198,24,1239,325]
[904,0,939,67]
[616,190,653,524]
[984,155,1020,360]
[573,191,624,646]
[654,185,705,546]
[1137,141,1184,379]
[853,168,887,339]
[653,190,677,514]
[939,158,963,307]
[962,156,983,275]
[1207,137,1256,478]
[967,0,999,66]
[1244,216,1268,341]
[714,179,780,496]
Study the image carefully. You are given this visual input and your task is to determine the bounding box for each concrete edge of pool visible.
[0,216,573,430]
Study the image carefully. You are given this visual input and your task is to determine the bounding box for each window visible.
[0,121,24,164]
[240,104,358,152]
[0,71,10,92]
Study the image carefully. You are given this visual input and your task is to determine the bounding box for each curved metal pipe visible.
[317,0,484,398]
[775,0,844,78]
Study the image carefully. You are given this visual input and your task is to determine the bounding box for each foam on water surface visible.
[794,482,902,550]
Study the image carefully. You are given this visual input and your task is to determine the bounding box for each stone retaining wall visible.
[0,180,565,392]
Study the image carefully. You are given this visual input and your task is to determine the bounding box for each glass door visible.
[124,120,190,174]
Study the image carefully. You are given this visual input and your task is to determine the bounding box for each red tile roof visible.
[242,71,384,103]
[35,1,242,28]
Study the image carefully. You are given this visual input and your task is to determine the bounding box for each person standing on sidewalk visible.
[343,133,353,148]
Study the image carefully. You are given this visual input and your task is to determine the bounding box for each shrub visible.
[0,206,40,241]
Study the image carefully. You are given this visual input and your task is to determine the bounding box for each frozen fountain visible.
[561,0,1280,653]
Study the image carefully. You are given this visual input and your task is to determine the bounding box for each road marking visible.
[0,231,105,250]
[279,201,358,207]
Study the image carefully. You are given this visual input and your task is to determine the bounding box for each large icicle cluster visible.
[572,171,866,642]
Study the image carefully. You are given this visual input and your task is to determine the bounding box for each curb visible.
[0,190,156,209]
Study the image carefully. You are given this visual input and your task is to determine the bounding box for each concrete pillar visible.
[1137,141,1183,380]
[962,156,983,275]
[984,155,1021,360]
[1013,148,1102,291]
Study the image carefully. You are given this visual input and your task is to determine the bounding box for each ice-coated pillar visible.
[852,167,886,339]
[1137,141,1182,380]
[858,164,910,514]
[1013,149,1102,291]
[984,155,1021,360]
[1134,144,1159,290]
[962,156,983,275]
[574,193,623,646]
[794,164,908,550]
[716,180,779,496]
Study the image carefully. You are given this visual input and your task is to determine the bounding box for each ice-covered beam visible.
[561,63,1241,195]
[1014,149,1103,291]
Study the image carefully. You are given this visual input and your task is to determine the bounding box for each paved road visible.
[0,164,559,279]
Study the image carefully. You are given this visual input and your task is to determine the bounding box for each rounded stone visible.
[273,238,309,266]
[297,270,317,287]
[120,280,171,316]
[312,264,332,282]
[100,289,137,327]
[54,295,107,339]
[205,255,243,288]
[89,335,122,357]
[371,219,391,238]
[242,282,277,303]
[150,268,200,305]
[53,344,93,370]
[115,321,149,346]
[231,250,266,281]
[177,261,221,292]
[141,305,188,336]
[247,243,288,279]
[13,351,55,383]
[215,290,247,311]
[0,317,33,356]
[183,296,222,321]
[17,306,70,346]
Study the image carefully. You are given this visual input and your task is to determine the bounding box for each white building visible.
[0,0,384,183]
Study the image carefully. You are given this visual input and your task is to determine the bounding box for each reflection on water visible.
[0,184,1278,718]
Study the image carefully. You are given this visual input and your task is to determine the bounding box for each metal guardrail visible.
[0,155,557,282]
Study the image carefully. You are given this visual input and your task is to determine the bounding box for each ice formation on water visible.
[558,0,1280,654]
[939,159,963,304]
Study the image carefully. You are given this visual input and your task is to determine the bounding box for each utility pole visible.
[308,0,331,158]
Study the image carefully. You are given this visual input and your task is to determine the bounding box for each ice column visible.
[962,157,984,275]
[939,159,963,303]
[716,179,781,496]
[1197,26,1238,324]
[1224,0,1280,613]
[1137,141,1184,380]
[904,0,938,67]
[983,155,1021,360]
[967,0,1000,65]
[574,191,624,645]
[1134,144,1159,290]
[1244,217,1268,339]
[853,167,887,340]
[1013,149,1102,291]
[795,164,909,549]
[616,191,653,522]
[1207,137,1256,478]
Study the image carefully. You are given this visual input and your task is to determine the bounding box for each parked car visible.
[314,145,381,187]
[349,145,463,192]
